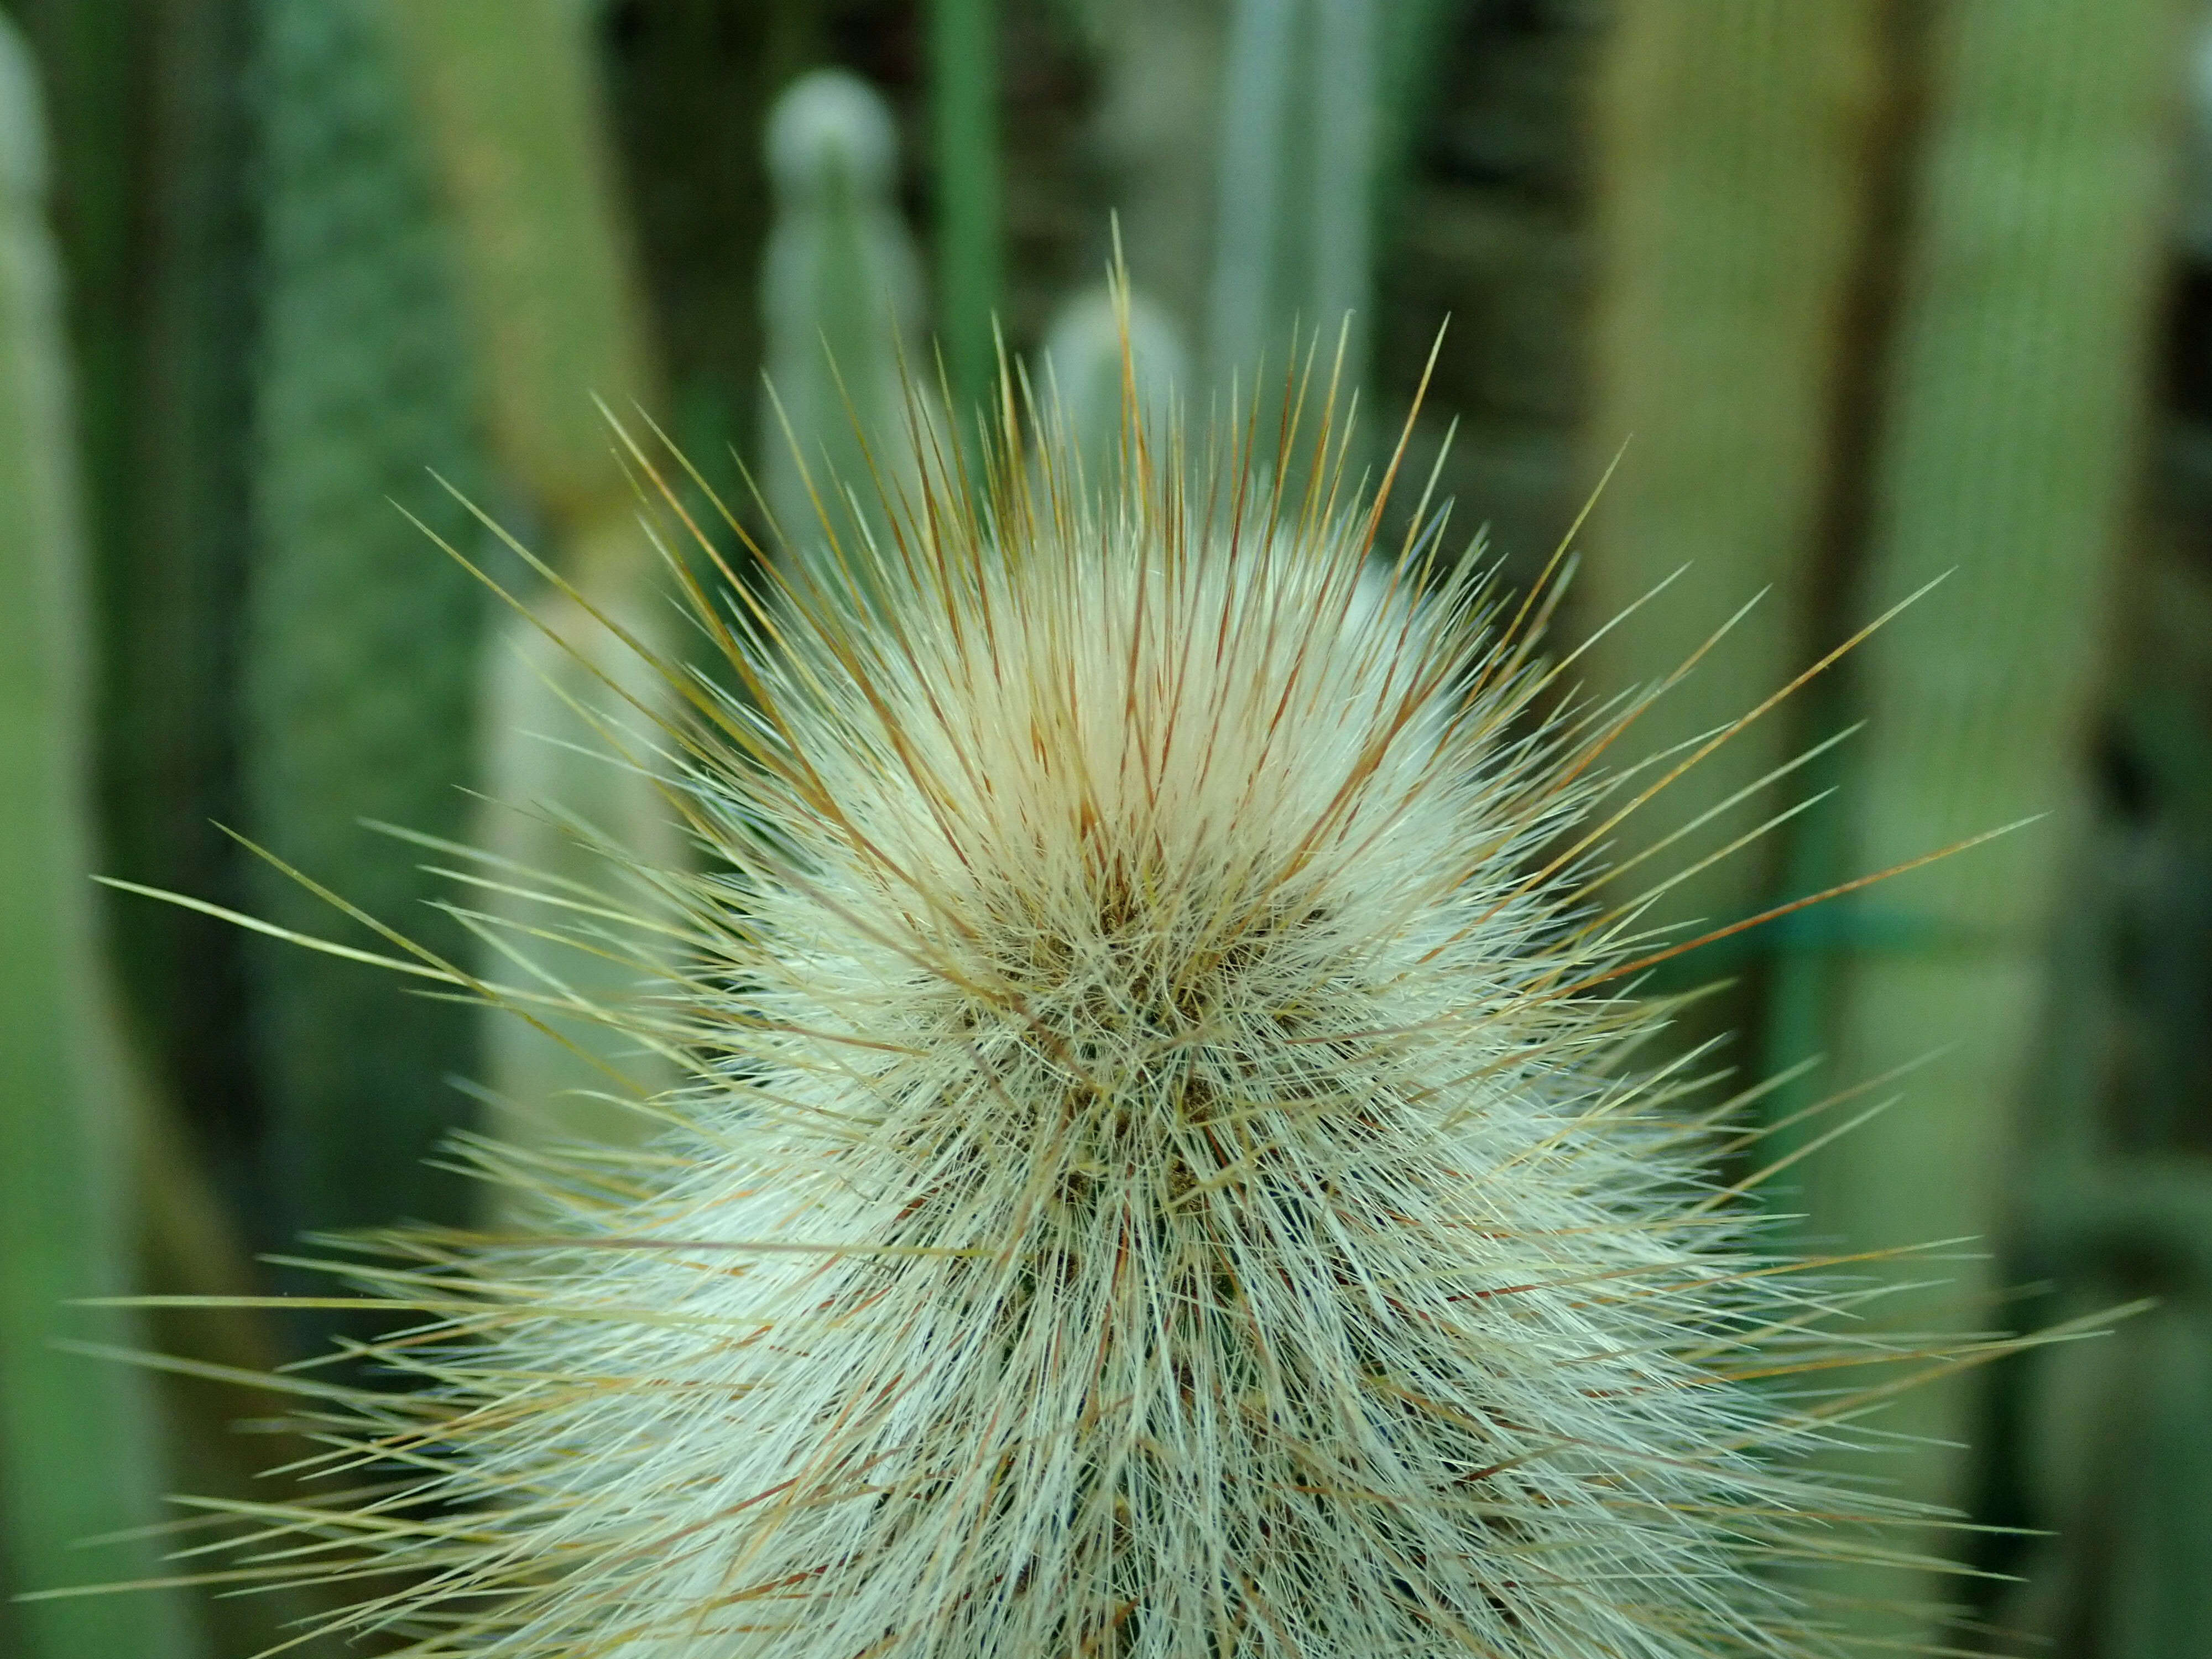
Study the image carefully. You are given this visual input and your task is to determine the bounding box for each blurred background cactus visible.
[1207,0,1378,414]
[2,1,2210,1654]
[759,66,928,580]
[248,0,489,1277]
[0,18,196,1656]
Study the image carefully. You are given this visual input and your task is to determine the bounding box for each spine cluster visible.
[198,373,1955,1658]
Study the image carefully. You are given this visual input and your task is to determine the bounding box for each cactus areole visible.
[123,330,1984,1657]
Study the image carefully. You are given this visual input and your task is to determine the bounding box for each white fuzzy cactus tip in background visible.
[178,333,1979,1659]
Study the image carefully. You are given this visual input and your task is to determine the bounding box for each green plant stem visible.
[931,0,1001,422]
[1580,0,1888,1067]
[1799,0,2183,1641]
[0,19,199,1655]
[758,69,930,593]
[384,0,682,1173]
[383,0,657,564]
[103,0,259,1146]
[248,0,488,1268]
[1207,0,1378,424]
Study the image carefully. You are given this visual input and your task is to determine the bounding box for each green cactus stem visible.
[1206,0,1378,431]
[383,0,656,559]
[758,67,931,587]
[0,19,199,1655]
[1579,1,1890,1063]
[930,0,1003,422]
[1799,0,2182,1641]
[244,0,488,1255]
[384,0,684,1165]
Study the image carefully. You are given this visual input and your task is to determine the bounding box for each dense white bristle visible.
[152,348,2008,1658]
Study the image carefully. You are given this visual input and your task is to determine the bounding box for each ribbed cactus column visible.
[385,0,683,1163]
[929,0,1000,422]
[1207,0,1378,431]
[246,0,488,1251]
[1580,1,1887,1052]
[759,69,930,588]
[1802,0,2181,1641]
[0,21,198,1656]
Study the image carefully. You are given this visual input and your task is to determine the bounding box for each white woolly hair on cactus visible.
[89,307,2056,1658]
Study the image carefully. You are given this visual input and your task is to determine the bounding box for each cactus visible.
[0,19,199,1655]
[2002,1269,2212,1656]
[1036,279,1187,482]
[1797,0,2182,1641]
[758,67,932,588]
[383,0,684,1161]
[383,1,658,540]
[470,534,693,1158]
[1089,0,1230,343]
[2098,1307,2212,1656]
[930,0,1003,420]
[147,352,2044,1659]
[1207,0,1379,429]
[1580,1,1890,1067]
[244,0,489,1255]
[48,0,264,1151]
